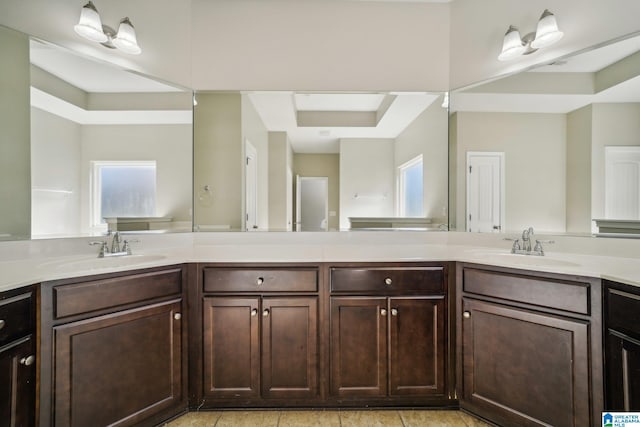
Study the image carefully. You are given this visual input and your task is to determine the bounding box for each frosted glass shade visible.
[112,17,141,55]
[74,1,108,43]
[531,9,564,49]
[498,26,526,61]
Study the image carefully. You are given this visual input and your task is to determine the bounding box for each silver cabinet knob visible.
[463,311,471,319]
[384,278,393,285]
[251,308,258,317]
[380,308,387,316]
[391,308,398,316]
[263,309,270,317]
[174,313,182,320]
[0,319,5,330]
[256,277,264,285]
[20,355,35,366]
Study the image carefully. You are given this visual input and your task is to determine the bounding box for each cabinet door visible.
[462,298,591,427]
[606,331,640,411]
[330,297,387,397]
[389,297,445,396]
[262,297,318,399]
[203,297,260,398]
[53,300,183,427]
[0,338,35,427]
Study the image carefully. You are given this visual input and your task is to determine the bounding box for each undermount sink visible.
[467,250,581,268]
[44,254,168,273]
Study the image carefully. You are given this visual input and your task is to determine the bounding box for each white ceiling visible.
[452,35,640,114]
[247,92,441,153]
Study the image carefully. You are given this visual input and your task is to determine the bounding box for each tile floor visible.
[164,409,492,427]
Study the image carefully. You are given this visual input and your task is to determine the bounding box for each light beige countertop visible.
[1,231,639,293]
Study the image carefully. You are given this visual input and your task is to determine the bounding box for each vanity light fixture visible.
[74,1,142,55]
[498,9,563,61]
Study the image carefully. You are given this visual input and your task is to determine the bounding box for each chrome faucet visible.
[521,227,534,252]
[89,231,137,258]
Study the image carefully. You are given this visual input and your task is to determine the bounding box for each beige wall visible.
[339,139,395,229]
[193,92,242,230]
[80,124,192,234]
[395,97,449,224]
[31,108,81,237]
[566,105,593,233]
[448,113,458,230]
[0,26,30,240]
[293,153,340,231]
[452,112,567,234]
[591,103,640,222]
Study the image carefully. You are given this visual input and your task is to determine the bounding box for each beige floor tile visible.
[458,411,493,427]
[214,410,280,427]
[164,411,222,426]
[399,409,469,427]
[340,410,404,427]
[278,410,341,427]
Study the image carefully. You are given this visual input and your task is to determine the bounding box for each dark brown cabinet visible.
[329,263,452,405]
[194,265,320,407]
[40,266,187,427]
[604,280,640,411]
[458,264,603,427]
[0,286,36,427]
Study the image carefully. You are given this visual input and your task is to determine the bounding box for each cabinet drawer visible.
[203,268,318,293]
[330,266,444,294]
[607,287,640,338]
[53,268,182,319]
[0,292,34,346]
[463,267,590,315]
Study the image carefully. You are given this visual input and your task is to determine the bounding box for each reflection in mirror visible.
[193,91,449,232]
[450,33,640,237]
[28,38,193,238]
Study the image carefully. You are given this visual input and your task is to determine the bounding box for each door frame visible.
[295,175,329,232]
[245,139,258,231]
[466,151,505,233]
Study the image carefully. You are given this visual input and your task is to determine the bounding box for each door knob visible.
[391,308,398,316]
[256,277,264,285]
[463,311,471,319]
[263,309,270,317]
[20,355,35,366]
[174,313,182,320]
[384,278,393,285]
[380,308,387,316]
[0,319,5,330]
[251,308,258,316]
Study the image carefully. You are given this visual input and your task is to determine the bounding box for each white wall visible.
[80,124,192,234]
[452,112,567,234]
[268,132,293,232]
[339,139,395,229]
[449,0,640,89]
[31,108,81,237]
[566,105,593,234]
[0,26,30,240]
[395,96,449,223]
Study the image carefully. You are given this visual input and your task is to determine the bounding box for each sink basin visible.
[47,254,168,273]
[467,250,581,268]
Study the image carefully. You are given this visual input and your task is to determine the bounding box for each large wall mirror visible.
[450,32,640,237]
[193,91,449,232]
[0,24,193,241]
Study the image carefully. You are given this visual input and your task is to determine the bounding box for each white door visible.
[605,146,640,219]
[296,176,328,232]
[245,140,258,231]
[466,152,504,233]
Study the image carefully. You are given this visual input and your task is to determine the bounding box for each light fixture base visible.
[520,32,539,56]
[99,24,117,49]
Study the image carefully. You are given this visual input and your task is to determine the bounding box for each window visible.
[397,155,424,217]
[91,161,157,229]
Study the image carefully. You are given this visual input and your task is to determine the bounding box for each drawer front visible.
[54,268,182,319]
[0,292,34,346]
[203,268,318,293]
[463,267,590,315]
[607,287,640,338]
[330,266,445,294]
